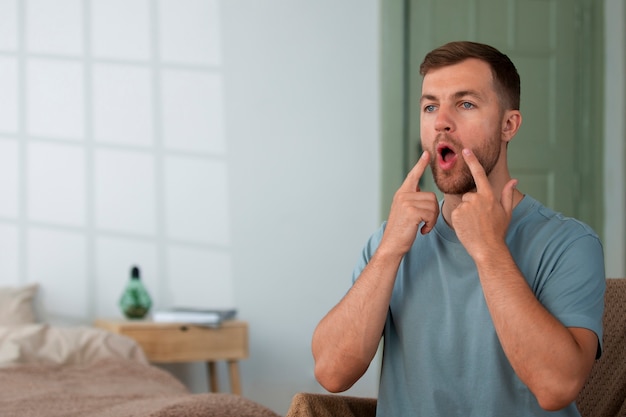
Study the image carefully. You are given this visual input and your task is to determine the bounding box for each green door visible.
[381,0,604,235]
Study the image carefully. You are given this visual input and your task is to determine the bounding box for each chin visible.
[433,171,476,195]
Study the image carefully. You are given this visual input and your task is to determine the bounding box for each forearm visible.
[475,248,595,410]
[314,152,438,392]
[312,248,402,392]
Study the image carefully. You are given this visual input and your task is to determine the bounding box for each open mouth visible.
[436,143,458,170]
[441,147,455,162]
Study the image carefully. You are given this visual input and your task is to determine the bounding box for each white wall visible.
[0,0,381,415]
[222,1,381,412]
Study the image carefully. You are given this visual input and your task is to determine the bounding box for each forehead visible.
[421,58,495,99]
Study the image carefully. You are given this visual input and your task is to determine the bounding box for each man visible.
[311,41,605,416]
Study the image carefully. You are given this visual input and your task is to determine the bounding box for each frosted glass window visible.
[27,143,85,226]
[167,245,234,309]
[95,237,158,318]
[161,70,225,154]
[93,64,154,147]
[26,59,84,140]
[0,139,19,218]
[0,0,18,51]
[158,0,221,66]
[27,228,87,319]
[164,156,230,245]
[94,149,157,235]
[26,0,83,56]
[91,0,150,61]
[0,224,19,285]
[0,57,18,133]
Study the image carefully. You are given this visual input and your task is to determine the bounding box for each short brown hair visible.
[420,41,521,110]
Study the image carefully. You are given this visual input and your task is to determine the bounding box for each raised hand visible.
[380,151,439,256]
[451,148,517,260]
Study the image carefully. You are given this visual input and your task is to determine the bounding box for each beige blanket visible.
[0,358,280,417]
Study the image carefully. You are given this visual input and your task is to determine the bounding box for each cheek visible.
[420,119,435,147]
[478,117,502,138]
[466,118,489,133]
[419,135,435,153]
[464,122,496,146]
[420,112,436,130]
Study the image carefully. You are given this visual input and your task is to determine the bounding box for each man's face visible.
[420,58,505,195]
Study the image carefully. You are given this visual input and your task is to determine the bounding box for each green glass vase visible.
[119,266,152,319]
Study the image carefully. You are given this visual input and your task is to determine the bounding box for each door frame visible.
[380,0,409,220]
[603,0,626,276]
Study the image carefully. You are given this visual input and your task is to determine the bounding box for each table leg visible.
[206,361,219,392]
[228,360,241,395]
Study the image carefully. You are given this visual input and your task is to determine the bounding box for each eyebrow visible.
[420,90,484,104]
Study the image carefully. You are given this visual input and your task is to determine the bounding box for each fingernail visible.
[462,148,471,156]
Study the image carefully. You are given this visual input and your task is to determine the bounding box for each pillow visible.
[0,324,148,366]
[0,283,39,325]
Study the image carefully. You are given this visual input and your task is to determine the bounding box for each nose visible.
[434,106,455,132]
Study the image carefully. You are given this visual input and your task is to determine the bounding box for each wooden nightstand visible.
[94,319,248,395]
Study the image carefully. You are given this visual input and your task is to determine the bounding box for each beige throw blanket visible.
[0,358,280,417]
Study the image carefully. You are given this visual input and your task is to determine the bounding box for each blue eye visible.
[461,102,474,109]
[424,105,436,113]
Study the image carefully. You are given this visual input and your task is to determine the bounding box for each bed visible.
[0,283,281,417]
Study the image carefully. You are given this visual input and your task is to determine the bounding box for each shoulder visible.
[509,196,605,287]
[512,196,601,248]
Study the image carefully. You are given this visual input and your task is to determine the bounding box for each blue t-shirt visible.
[351,196,605,417]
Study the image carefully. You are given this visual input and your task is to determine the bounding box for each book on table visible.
[152,308,237,327]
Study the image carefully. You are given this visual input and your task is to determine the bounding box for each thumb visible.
[501,179,518,217]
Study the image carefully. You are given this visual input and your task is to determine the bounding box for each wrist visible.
[374,242,408,264]
[470,240,510,266]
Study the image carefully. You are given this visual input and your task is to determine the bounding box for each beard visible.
[429,133,501,195]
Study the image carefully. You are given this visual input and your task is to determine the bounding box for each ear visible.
[501,110,522,143]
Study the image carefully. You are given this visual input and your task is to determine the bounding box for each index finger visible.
[461,148,490,192]
[400,151,430,192]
